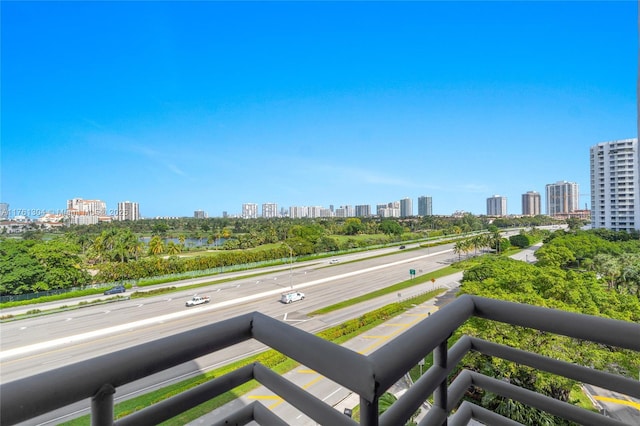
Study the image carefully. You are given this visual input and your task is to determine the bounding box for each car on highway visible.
[104,285,126,295]
[399,245,406,250]
[280,291,305,304]
[186,295,210,307]
[329,259,339,264]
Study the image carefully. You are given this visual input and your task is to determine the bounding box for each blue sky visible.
[2,1,637,218]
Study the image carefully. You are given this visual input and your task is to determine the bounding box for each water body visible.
[138,237,226,248]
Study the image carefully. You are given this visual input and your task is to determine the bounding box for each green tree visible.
[380,220,404,236]
[343,218,364,236]
[148,235,165,255]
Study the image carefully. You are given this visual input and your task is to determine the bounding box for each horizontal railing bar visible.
[471,296,640,351]
[253,362,358,426]
[1,312,254,426]
[449,401,522,426]
[468,370,629,426]
[469,336,640,399]
[116,363,255,426]
[251,311,376,401]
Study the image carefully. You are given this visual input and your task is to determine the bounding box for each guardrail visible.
[2,294,638,425]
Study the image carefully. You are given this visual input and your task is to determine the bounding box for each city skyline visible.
[2,2,637,218]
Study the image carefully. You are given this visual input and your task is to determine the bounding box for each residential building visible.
[339,205,354,217]
[118,201,140,221]
[289,206,307,219]
[355,204,371,217]
[417,196,432,216]
[400,198,413,218]
[193,209,207,219]
[545,181,579,217]
[590,138,639,231]
[334,207,347,218]
[307,206,323,218]
[66,197,108,225]
[262,203,278,218]
[521,191,541,216]
[242,203,258,219]
[486,195,507,216]
[67,197,106,216]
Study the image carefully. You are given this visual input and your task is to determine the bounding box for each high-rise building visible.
[521,191,541,216]
[545,181,579,217]
[242,203,258,219]
[118,201,140,221]
[66,198,108,224]
[486,195,507,216]
[67,198,106,216]
[193,209,207,219]
[400,198,413,218]
[355,205,371,217]
[262,203,278,218]
[417,196,432,216]
[590,138,639,231]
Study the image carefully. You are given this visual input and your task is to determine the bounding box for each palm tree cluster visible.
[452,233,506,260]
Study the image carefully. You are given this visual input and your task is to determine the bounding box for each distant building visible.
[262,203,278,218]
[66,197,108,225]
[289,206,307,219]
[521,191,541,216]
[590,138,639,231]
[118,201,140,221]
[334,207,347,218]
[193,209,207,219]
[307,206,323,218]
[417,196,432,216]
[242,203,258,219]
[486,195,507,216]
[545,181,579,217]
[67,197,106,216]
[340,205,354,217]
[400,198,413,218]
[355,205,371,217]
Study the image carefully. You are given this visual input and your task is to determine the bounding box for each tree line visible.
[1,215,562,296]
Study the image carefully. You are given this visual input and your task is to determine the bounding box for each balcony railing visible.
[2,294,639,425]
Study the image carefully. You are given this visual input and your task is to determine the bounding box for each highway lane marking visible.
[594,395,640,411]
[3,251,450,360]
[249,370,322,409]
[358,312,430,354]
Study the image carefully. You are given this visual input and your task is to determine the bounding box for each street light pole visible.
[283,242,294,289]
[289,246,293,289]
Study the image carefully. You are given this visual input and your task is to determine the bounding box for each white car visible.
[186,295,210,307]
[329,259,339,264]
[280,291,305,304]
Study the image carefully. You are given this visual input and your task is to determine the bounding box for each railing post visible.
[433,337,448,426]
[359,395,379,426]
[91,383,115,426]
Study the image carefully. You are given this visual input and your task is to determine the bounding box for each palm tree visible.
[166,241,181,255]
[378,392,397,416]
[453,240,465,261]
[148,235,165,256]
